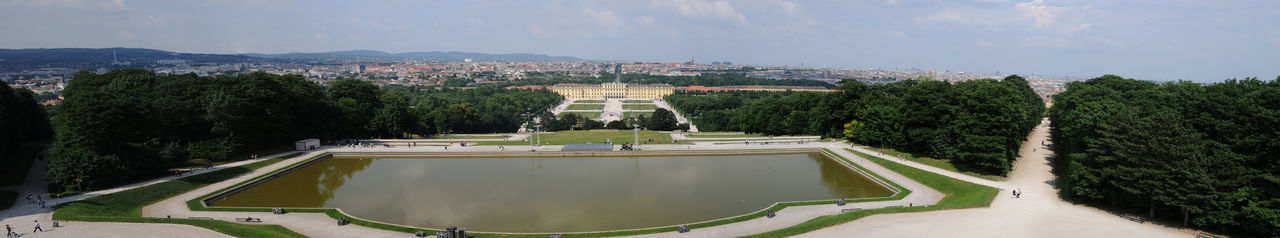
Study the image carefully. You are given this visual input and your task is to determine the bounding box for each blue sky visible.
[1,0,1277,82]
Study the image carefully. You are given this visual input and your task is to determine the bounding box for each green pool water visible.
[210,153,893,233]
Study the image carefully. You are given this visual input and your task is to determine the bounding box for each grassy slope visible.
[622,111,652,119]
[861,146,1005,181]
[621,104,658,110]
[684,133,770,138]
[52,157,306,238]
[566,104,606,110]
[740,149,999,237]
[477,130,681,146]
[566,111,603,118]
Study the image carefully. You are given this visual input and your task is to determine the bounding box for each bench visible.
[188,217,214,220]
[235,218,262,223]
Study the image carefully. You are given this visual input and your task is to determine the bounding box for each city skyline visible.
[1,0,1278,82]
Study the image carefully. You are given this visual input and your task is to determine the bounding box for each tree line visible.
[1049,75,1279,236]
[538,108,683,132]
[0,80,53,166]
[48,69,562,189]
[666,76,1044,175]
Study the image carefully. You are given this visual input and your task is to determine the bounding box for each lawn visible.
[566,104,605,110]
[861,146,1005,181]
[0,190,15,210]
[476,130,679,145]
[623,111,652,119]
[425,135,511,139]
[565,111,602,118]
[621,104,658,110]
[621,100,652,104]
[1,146,44,186]
[53,157,307,238]
[574,99,606,103]
[740,149,999,237]
[685,133,769,138]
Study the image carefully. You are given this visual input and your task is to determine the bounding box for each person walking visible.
[6,224,14,237]
[38,197,46,208]
[25,194,33,204]
[32,220,41,233]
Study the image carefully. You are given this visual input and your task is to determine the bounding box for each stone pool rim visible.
[191,149,906,235]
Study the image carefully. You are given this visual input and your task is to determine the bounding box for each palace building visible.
[551,82,675,99]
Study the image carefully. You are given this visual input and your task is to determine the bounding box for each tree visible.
[646,108,678,131]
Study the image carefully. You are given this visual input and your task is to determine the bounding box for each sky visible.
[1,0,1278,82]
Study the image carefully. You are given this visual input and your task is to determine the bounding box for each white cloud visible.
[116,31,134,39]
[350,17,387,31]
[100,0,128,10]
[528,23,548,38]
[581,8,626,37]
[633,16,656,25]
[143,15,165,28]
[465,17,485,25]
[1025,36,1081,48]
[767,0,798,14]
[976,40,993,47]
[919,0,1094,35]
[652,0,748,25]
[1085,36,1119,46]
[883,30,911,40]
[314,33,331,40]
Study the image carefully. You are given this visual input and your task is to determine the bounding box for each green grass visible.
[53,157,307,238]
[621,100,652,104]
[566,104,605,110]
[740,149,999,237]
[0,190,16,210]
[621,104,658,110]
[623,111,652,119]
[566,111,602,118]
[1,146,44,186]
[861,146,1005,181]
[685,133,769,138]
[425,135,511,139]
[476,130,680,146]
[575,99,606,103]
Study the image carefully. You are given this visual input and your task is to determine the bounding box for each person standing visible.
[38,197,46,208]
[6,224,14,237]
[32,220,42,232]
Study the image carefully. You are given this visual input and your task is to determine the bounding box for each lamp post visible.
[633,124,640,151]
[534,124,542,146]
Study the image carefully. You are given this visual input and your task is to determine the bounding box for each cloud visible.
[652,0,748,25]
[581,8,626,37]
[528,23,548,38]
[465,17,485,25]
[143,15,165,28]
[100,0,128,10]
[767,0,798,14]
[918,0,1094,35]
[1085,36,1119,47]
[350,17,387,31]
[883,31,911,40]
[116,31,134,39]
[976,40,993,47]
[314,33,331,40]
[633,16,656,25]
[1025,36,1081,48]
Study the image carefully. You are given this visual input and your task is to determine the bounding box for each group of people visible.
[6,220,42,237]
[24,194,46,208]
[619,143,638,151]
[1011,188,1023,198]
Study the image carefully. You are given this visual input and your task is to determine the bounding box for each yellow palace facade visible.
[551,82,675,99]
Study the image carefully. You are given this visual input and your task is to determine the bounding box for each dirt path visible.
[800,118,1195,237]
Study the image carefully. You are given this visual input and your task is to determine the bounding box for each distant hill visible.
[243,50,581,62]
[0,48,266,71]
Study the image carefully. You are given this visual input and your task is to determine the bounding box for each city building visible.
[551,82,675,99]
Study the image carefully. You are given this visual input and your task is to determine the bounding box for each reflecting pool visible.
[211,153,893,232]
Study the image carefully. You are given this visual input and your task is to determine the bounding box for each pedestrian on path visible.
[32,220,41,233]
[25,194,33,204]
[6,224,15,237]
[38,197,46,208]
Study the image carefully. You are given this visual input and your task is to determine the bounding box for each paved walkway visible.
[800,119,1196,238]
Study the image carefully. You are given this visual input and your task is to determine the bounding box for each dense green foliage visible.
[1049,75,1280,236]
[0,80,52,176]
[53,157,306,237]
[667,76,1043,175]
[49,70,562,189]
[49,70,333,189]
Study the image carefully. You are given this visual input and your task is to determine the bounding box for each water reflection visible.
[214,153,892,232]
